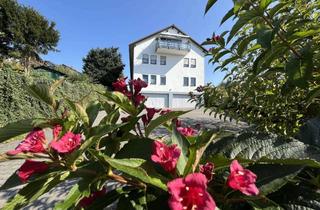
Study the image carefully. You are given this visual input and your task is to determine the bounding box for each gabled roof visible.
[129,24,208,79]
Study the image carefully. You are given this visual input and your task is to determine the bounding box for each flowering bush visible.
[0,77,319,210]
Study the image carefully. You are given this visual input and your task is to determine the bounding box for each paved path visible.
[0,109,246,209]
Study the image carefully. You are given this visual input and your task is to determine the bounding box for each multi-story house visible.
[129,25,207,108]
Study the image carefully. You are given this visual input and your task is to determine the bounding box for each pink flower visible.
[213,35,221,41]
[227,160,259,196]
[7,129,46,155]
[199,162,214,182]
[112,77,129,94]
[53,125,62,140]
[175,119,182,128]
[17,160,48,182]
[129,78,148,94]
[177,127,197,137]
[50,131,82,154]
[134,93,145,106]
[167,173,216,210]
[151,140,181,173]
[142,107,161,126]
[79,187,106,208]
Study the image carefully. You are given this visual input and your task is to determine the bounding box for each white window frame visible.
[142,74,149,84]
[191,77,196,86]
[160,76,166,85]
[150,75,157,85]
[184,58,189,67]
[150,55,157,64]
[160,56,166,65]
[191,59,196,68]
[183,77,189,86]
[142,54,149,64]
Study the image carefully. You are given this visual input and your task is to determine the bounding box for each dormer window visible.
[191,59,196,68]
[184,58,189,67]
[142,54,149,64]
[150,55,157,64]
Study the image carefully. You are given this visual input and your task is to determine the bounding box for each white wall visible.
[133,29,205,94]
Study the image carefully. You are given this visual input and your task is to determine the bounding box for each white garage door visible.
[144,93,169,108]
[172,94,195,108]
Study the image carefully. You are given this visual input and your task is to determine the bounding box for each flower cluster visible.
[151,140,259,210]
[112,77,148,106]
[7,125,82,182]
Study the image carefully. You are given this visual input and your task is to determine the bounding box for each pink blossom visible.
[199,162,214,182]
[151,140,181,173]
[142,107,161,126]
[50,131,82,154]
[112,77,129,94]
[129,78,148,94]
[134,93,145,106]
[7,129,46,155]
[213,35,221,41]
[227,160,259,196]
[167,173,216,210]
[17,160,48,182]
[175,119,182,128]
[177,127,197,137]
[79,187,106,208]
[53,125,62,140]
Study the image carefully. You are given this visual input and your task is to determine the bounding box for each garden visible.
[0,0,319,209]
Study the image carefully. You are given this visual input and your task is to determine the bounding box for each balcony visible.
[156,40,191,55]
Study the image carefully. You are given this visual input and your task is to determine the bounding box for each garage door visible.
[172,94,195,108]
[144,93,169,108]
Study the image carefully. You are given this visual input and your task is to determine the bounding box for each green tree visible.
[0,0,59,73]
[197,0,320,136]
[83,47,124,89]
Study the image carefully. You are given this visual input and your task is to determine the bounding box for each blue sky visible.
[18,0,233,85]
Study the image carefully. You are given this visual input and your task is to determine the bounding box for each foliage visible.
[197,0,320,136]
[0,77,319,210]
[83,48,124,89]
[0,0,59,72]
[0,66,104,127]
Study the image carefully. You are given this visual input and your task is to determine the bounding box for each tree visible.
[83,47,124,89]
[0,0,60,73]
[196,0,320,136]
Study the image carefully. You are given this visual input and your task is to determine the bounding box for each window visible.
[150,55,157,64]
[191,77,196,86]
[150,75,157,85]
[191,59,196,68]
[160,76,166,85]
[183,77,189,86]
[142,74,149,84]
[142,54,149,64]
[160,56,166,65]
[184,58,189,67]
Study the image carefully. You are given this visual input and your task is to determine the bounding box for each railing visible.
[157,40,191,51]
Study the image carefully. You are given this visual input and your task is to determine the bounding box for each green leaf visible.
[65,99,90,125]
[0,171,22,190]
[90,150,168,191]
[101,91,137,115]
[220,8,234,25]
[204,0,218,14]
[183,145,197,175]
[237,34,257,56]
[115,138,154,159]
[26,83,56,109]
[145,110,189,137]
[86,101,101,126]
[0,119,33,143]
[256,26,273,49]
[260,0,273,10]
[3,172,69,210]
[172,127,190,176]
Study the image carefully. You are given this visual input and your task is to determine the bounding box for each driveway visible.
[0,109,246,209]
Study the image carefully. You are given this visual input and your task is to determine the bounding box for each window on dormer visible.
[150,55,157,64]
[191,59,196,68]
[142,54,149,64]
[184,58,189,67]
[160,56,166,65]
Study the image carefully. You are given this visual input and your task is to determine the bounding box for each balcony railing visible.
[156,40,191,52]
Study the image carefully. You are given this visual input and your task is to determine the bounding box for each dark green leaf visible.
[172,127,190,175]
[220,8,234,25]
[204,0,218,14]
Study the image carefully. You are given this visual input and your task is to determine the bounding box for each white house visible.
[129,25,207,108]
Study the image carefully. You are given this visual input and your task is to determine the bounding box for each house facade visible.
[129,25,207,108]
